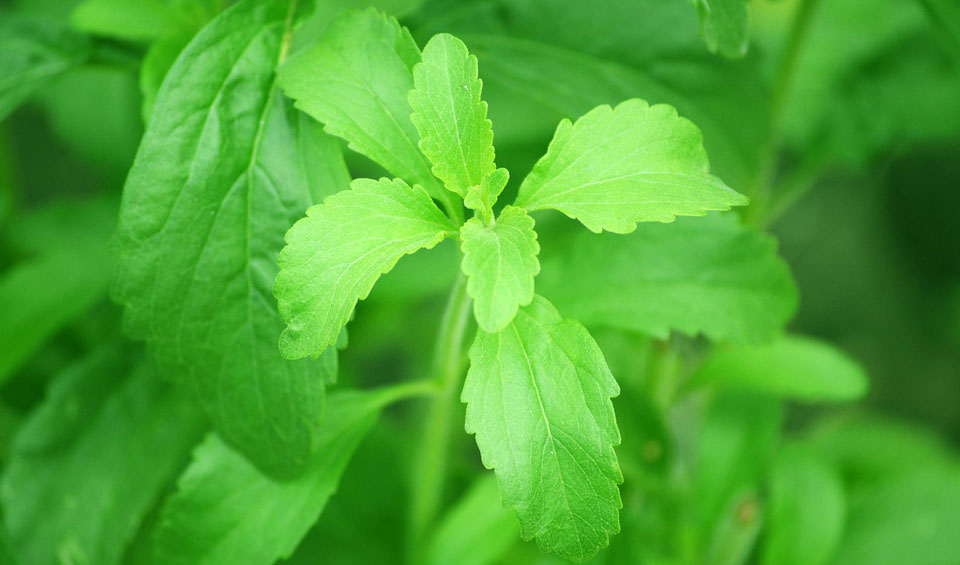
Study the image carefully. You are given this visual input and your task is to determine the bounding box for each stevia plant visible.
[272,17,746,561]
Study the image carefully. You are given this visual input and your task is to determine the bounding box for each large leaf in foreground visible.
[278,9,447,202]
[515,99,747,233]
[409,33,496,197]
[459,206,540,332]
[276,178,455,359]
[463,295,622,562]
[154,389,403,565]
[1,348,205,565]
[538,213,797,343]
[112,0,347,476]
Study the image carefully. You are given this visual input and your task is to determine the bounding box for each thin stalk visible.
[746,0,823,225]
[407,270,473,559]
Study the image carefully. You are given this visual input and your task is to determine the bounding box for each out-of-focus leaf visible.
[692,0,750,58]
[919,0,960,56]
[833,469,960,565]
[138,33,191,123]
[71,0,220,42]
[113,0,347,477]
[760,444,845,565]
[0,196,115,385]
[538,213,797,344]
[693,391,781,557]
[0,17,89,122]
[154,388,405,565]
[692,335,868,402]
[425,476,520,565]
[0,347,206,565]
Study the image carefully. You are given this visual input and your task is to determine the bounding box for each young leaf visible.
[761,445,846,565]
[0,17,89,122]
[0,348,205,565]
[464,167,509,215]
[154,388,403,565]
[692,0,749,58]
[409,33,496,197]
[692,335,869,402]
[112,0,348,477]
[514,99,748,233]
[425,476,520,565]
[463,295,622,562]
[278,9,448,204]
[537,213,797,344]
[276,178,456,359]
[459,205,540,332]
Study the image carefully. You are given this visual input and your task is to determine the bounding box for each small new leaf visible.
[693,0,750,58]
[276,178,455,359]
[409,33,496,197]
[460,206,540,332]
[464,168,509,218]
[463,295,622,562]
[515,99,748,233]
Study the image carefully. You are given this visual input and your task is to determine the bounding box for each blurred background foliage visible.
[1,0,959,563]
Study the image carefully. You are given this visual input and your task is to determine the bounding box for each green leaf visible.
[278,9,450,205]
[139,33,191,124]
[0,196,116,385]
[463,295,622,562]
[761,444,846,565]
[693,0,749,58]
[514,99,747,233]
[537,213,797,343]
[833,469,960,565]
[71,0,220,42]
[425,475,520,565]
[0,347,205,565]
[153,388,403,565]
[693,335,869,402]
[276,177,455,359]
[0,17,89,122]
[112,0,349,477]
[693,391,781,553]
[409,33,496,197]
[460,206,540,332]
[464,167,509,215]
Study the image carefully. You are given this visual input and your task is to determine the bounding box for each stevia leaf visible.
[275,177,456,359]
[0,17,89,122]
[537,213,797,344]
[463,295,622,562]
[409,33,496,197]
[154,388,401,565]
[464,167,509,215]
[425,475,520,565]
[833,469,960,565]
[0,196,116,385]
[112,0,349,477]
[459,205,540,332]
[761,444,846,565]
[693,335,869,402]
[692,0,750,58]
[514,99,748,233]
[71,0,220,42]
[278,9,450,206]
[0,347,205,565]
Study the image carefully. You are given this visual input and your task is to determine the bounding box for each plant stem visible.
[407,270,473,559]
[746,0,823,225]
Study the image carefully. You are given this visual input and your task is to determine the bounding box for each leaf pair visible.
[274,9,750,561]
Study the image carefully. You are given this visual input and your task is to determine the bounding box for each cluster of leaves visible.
[2,0,960,564]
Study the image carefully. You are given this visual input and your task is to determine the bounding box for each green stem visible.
[368,379,438,410]
[407,270,473,559]
[746,0,823,225]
